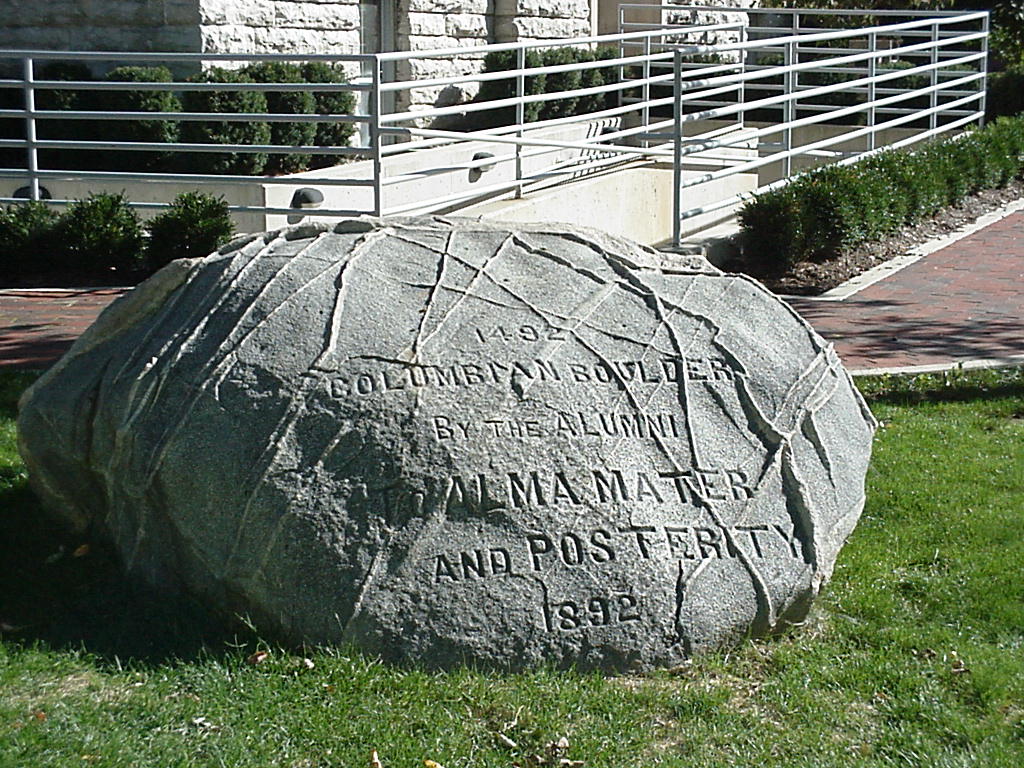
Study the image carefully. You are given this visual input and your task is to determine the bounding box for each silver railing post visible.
[979,12,989,126]
[929,20,939,132]
[617,4,625,108]
[515,46,526,198]
[642,31,652,146]
[672,49,682,248]
[369,56,383,216]
[22,56,40,201]
[867,31,877,152]
[738,17,747,130]
[782,12,798,180]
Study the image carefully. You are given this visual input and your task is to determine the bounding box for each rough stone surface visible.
[18,217,875,671]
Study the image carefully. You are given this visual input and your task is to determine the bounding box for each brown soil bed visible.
[727,180,1024,296]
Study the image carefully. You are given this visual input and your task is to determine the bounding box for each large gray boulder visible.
[18,217,876,671]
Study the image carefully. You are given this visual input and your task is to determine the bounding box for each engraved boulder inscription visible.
[18,217,876,671]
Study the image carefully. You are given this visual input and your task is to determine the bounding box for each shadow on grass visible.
[857,365,1024,406]
[0,481,252,666]
[2,374,251,664]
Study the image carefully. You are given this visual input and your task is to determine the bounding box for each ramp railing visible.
[0,5,988,245]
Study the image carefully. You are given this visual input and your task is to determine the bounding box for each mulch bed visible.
[726,180,1024,296]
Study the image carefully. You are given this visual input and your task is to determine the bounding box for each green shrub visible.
[241,62,317,174]
[737,186,804,274]
[539,48,583,120]
[861,150,920,226]
[800,165,873,258]
[95,66,181,171]
[36,61,93,113]
[578,46,620,114]
[35,61,96,171]
[738,116,1024,271]
[7,63,179,173]
[983,116,1024,184]
[144,191,235,271]
[474,50,546,127]
[0,84,24,171]
[472,46,624,129]
[179,68,271,175]
[0,201,60,278]
[299,62,357,170]
[55,193,145,275]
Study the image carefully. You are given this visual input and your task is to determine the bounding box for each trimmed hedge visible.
[241,62,317,175]
[471,46,619,128]
[0,191,235,284]
[179,68,272,175]
[55,193,145,274]
[5,62,357,177]
[95,66,182,172]
[300,62,358,170]
[738,117,1024,274]
[0,201,60,276]
[144,191,235,271]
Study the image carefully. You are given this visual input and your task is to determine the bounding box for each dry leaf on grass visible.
[190,716,219,731]
[496,732,518,749]
[246,650,270,665]
[370,749,383,768]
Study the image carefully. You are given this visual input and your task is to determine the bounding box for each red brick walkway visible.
[786,211,1024,373]
[1,214,1023,372]
[0,289,128,370]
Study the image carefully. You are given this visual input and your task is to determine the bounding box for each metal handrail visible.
[0,5,988,244]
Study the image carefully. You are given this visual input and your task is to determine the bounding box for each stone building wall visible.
[0,1,761,124]
[0,0,201,53]
[198,0,362,57]
[392,0,592,115]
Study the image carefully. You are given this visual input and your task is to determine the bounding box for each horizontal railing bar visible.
[678,94,983,197]
[0,109,369,124]
[678,72,982,159]
[1,168,378,186]
[681,60,983,125]
[0,49,371,62]
[379,72,676,125]
[4,80,370,93]
[380,50,675,93]
[393,126,668,159]
[746,25,982,37]
[374,21,746,62]
[683,23,986,59]
[652,44,984,113]
[0,138,370,156]
[705,4,982,17]
[385,68,674,113]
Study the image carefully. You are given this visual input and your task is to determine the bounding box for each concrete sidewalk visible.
[2,208,1023,373]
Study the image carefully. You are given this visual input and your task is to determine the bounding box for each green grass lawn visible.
[1,368,1022,768]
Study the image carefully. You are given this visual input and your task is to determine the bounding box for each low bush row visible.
[0,62,356,177]
[471,46,621,127]
[738,116,1024,273]
[0,192,235,284]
